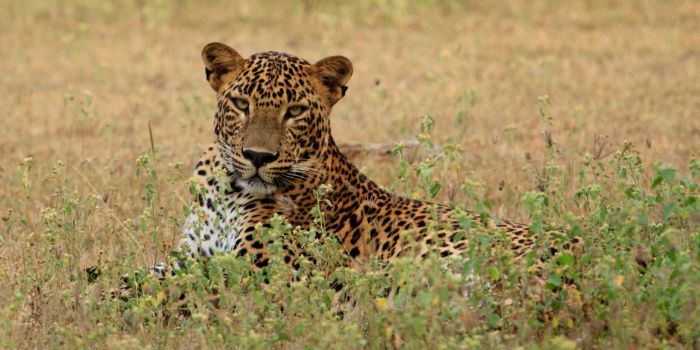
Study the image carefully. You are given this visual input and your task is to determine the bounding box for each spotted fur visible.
[175,42,582,272]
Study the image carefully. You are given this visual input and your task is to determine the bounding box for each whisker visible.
[278,172,304,180]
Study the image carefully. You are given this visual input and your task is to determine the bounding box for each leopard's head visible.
[202,43,352,195]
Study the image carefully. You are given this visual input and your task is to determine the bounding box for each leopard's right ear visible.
[201,42,245,93]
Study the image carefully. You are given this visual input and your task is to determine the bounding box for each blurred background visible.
[1,0,699,259]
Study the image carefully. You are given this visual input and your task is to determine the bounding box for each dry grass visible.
[1,1,699,348]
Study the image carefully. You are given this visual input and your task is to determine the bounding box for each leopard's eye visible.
[233,98,249,111]
[285,105,307,119]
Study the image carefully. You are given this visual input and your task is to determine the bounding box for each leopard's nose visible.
[242,149,279,168]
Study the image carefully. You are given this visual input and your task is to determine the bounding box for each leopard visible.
[171,42,583,277]
[95,42,583,302]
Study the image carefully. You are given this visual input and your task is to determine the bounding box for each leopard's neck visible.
[276,137,451,259]
[276,137,393,222]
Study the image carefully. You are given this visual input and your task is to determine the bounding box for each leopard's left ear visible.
[311,56,353,106]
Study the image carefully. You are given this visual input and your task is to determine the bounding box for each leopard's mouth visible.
[241,168,276,184]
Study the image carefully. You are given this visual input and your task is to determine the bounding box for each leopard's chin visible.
[237,175,277,195]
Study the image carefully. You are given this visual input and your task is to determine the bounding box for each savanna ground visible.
[1,1,699,349]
